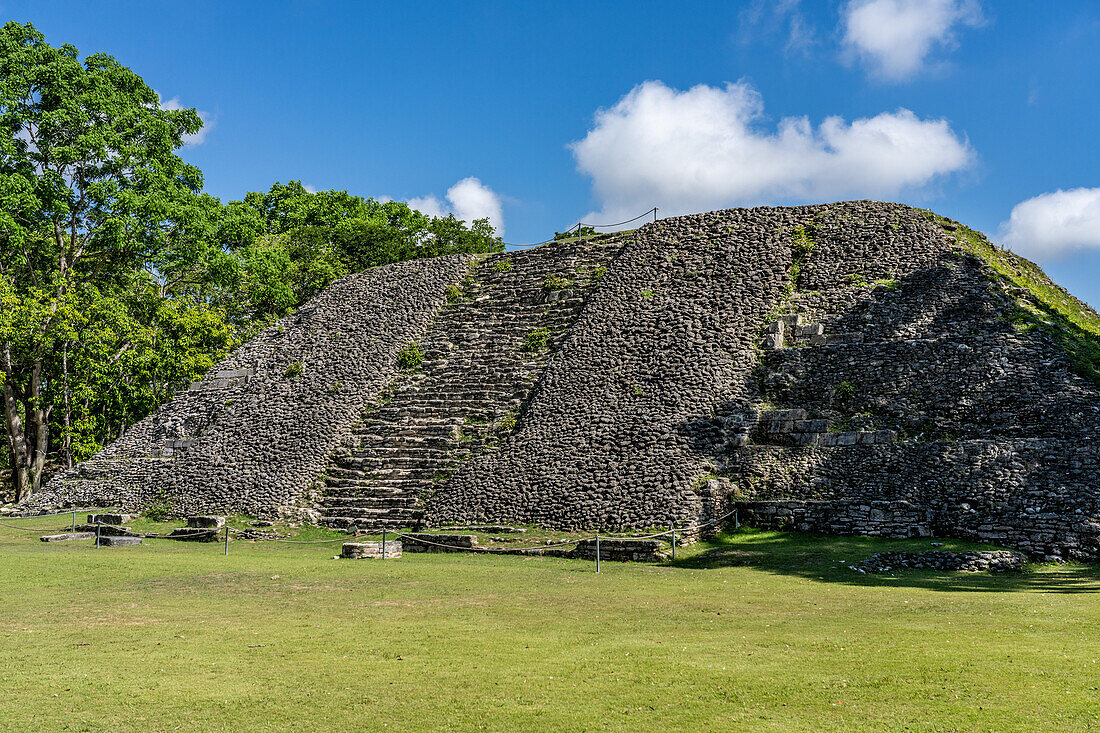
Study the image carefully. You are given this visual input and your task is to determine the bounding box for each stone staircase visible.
[751,314,895,448]
[318,237,627,530]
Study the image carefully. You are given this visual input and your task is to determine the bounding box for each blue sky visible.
[6,1,1100,303]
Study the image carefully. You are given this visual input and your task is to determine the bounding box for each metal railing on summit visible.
[501,207,659,250]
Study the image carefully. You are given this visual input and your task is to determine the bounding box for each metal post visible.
[382,528,387,560]
[595,533,600,573]
[653,207,658,222]
[224,525,230,555]
[671,528,677,560]
[72,510,76,533]
[95,522,101,549]
[734,508,739,530]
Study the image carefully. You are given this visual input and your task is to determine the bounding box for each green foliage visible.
[784,224,816,296]
[521,328,551,352]
[445,284,464,304]
[493,259,513,273]
[844,273,869,287]
[587,265,607,283]
[396,343,424,370]
[284,361,304,379]
[143,500,173,523]
[834,381,856,403]
[641,288,656,300]
[0,23,510,496]
[495,414,517,434]
[0,22,234,495]
[541,274,571,291]
[873,278,899,290]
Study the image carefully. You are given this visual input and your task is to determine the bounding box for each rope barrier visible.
[579,207,658,229]
[0,521,65,532]
[500,207,658,250]
[0,507,117,520]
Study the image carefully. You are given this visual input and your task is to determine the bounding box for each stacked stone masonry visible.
[36,202,1100,561]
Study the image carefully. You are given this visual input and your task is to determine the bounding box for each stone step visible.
[322,486,413,498]
[323,496,419,507]
[319,507,425,520]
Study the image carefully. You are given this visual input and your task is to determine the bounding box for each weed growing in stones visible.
[396,344,424,371]
[284,361,304,378]
[445,284,464,304]
[521,327,551,352]
[542,274,571,291]
[845,273,869,287]
[495,413,517,434]
[641,288,656,300]
[493,259,513,273]
[784,223,816,296]
[834,381,856,404]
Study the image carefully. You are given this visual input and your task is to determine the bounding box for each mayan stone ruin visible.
[34,201,1100,561]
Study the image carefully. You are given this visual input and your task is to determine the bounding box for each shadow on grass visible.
[670,529,1100,594]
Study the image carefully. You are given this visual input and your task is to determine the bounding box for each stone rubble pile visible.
[859,550,1025,573]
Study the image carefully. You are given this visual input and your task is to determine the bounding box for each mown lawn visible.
[1,519,1098,732]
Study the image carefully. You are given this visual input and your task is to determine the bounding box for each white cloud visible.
[998,188,1100,261]
[159,95,215,146]
[407,177,505,236]
[738,0,816,56]
[570,80,973,224]
[841,0,984,81]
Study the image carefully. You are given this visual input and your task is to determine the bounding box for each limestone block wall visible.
[427,206,805,528]
[39,255,474,517]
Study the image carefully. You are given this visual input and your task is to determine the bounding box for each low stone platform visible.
[400,533,478,552]
[187,515,226,528]
[75,523,136,537]
[166,527,219,542]
[341,541,402,559]
[40,532,96,542]
[859,550,1025,573]
[435,526,527,533]
[87,513,133,525]
[100,535,143,547]
[572,538,669,563]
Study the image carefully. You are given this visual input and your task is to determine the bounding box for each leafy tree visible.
[0,24,504,502]
[0,22,225,499]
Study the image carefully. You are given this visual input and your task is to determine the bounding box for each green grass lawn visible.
[1,518,1098,732]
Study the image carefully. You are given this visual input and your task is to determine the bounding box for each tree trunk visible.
[1,346,50,501]
[62,342,72,469]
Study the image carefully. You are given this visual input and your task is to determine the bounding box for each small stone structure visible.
[572,538,668,563]
[859,550,1025,573]
[186,515,226,528]
[40,532,96,542]
[99,535,142,547]
[341,541,402,559]
[87,513,133,525]
[400,534,478,552]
